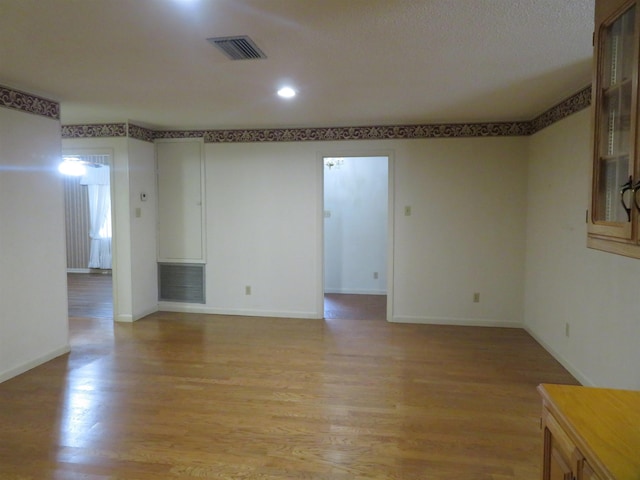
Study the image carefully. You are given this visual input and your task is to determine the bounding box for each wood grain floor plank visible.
[0,279,577,479]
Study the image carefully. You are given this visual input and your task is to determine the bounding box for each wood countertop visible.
[538,384,640,480]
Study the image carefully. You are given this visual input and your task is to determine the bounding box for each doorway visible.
[323,155,389,320]
[61,151,115,321]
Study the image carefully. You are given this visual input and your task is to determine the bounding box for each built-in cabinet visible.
[541,400,601,480]
[588,0,640,258]
[156,139,206,263]
[155,139,206,303]
[538,384,640,480]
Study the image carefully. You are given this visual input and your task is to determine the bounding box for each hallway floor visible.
[323,293,386,320]
[67,272,113,319]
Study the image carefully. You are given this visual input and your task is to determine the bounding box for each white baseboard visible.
[157,302,323,319]
[67,269,112,274]
[0,345,70,384]
[132,306,159,322]
[115,314,134,323]
[116,306,158,323]
[524,326,593,386]
[391,315,522,328]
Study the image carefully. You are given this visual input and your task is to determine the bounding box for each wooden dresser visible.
[538,384,640,480]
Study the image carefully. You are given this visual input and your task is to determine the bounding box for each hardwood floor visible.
[65,274,383,321]
[0,281,578,479]
[324,293,386,320]
[67,272,113,319]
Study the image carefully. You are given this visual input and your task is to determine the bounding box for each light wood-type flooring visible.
[0,274,578,479]
[323,293,386,320]
[65,273,387,321]
[66,272,114,319]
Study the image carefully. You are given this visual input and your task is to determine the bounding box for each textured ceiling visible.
[0,0,595,130]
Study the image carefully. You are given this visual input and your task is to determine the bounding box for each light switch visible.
[135,207,141,218]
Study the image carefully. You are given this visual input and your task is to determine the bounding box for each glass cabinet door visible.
[593,5,636,228]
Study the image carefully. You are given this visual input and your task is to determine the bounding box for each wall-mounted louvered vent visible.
[158,263,205,304]
[206,35,267,60]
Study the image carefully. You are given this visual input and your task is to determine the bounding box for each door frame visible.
[61,147,117,321]
[317,150,395,321]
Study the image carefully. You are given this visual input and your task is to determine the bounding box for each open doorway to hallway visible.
[323,155,389,320]
[61,151,115,322]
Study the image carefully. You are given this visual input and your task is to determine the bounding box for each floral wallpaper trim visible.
[153,130,208,139]
[62,123,127,138]
[128,124,155,143]
[529,85,592,134]
[0,85,60,120]
[204,122,533,143]
[59,86,592,141]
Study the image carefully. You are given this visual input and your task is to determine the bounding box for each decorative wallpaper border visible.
[0,85,59,120]
[58,85,592,142]
[62,123,127,138]
[154,130,207,139]
[529,85,592,134]
[204,121,533,143]
[128,124,155,143]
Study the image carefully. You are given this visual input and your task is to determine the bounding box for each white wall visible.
[525,108,640,389]
[190,138,527,326]
[128,138,158,320]
[324,156,388,295]
[392,137,528,326]
[0,107,70,382]
[203,142,323,318]
[62,136,134,322]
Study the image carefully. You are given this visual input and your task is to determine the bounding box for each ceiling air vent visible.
[207,35,267,60]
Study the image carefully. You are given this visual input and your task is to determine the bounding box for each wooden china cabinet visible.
[588,0,640,258]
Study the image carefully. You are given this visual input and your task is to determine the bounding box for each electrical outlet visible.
[565,322,570,337]
[404,206,411,216]
[473,292,480,303]
[373,272,378,279]
[245,285,251,295]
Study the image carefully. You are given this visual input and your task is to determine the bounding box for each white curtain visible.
[80,165,112,269]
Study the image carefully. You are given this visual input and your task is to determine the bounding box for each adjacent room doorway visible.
[323,155,389,320]
[61,151,115,321]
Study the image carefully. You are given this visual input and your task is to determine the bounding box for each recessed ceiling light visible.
[277,87,296,98]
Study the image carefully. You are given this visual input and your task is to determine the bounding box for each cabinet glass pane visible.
[602,6,635,89]
[594,5,635,224]
[596,155,629,222]
[600,83,632,156]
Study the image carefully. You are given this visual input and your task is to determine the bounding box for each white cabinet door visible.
[156,140,205,262]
